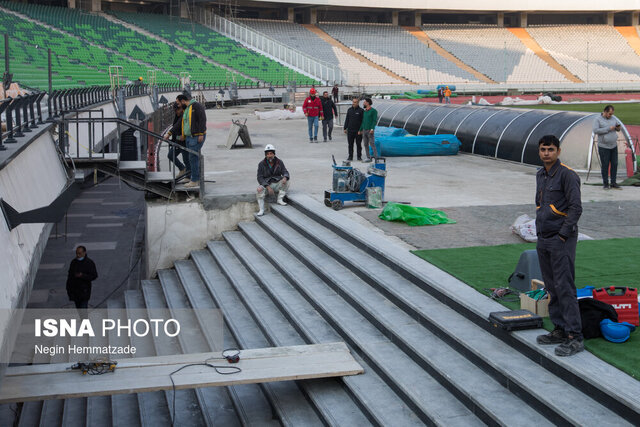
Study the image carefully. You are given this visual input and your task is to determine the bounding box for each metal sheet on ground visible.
[0,342,363,403]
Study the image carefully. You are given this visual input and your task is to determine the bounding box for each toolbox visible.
[592,287,639,326]
[489,309,543,331]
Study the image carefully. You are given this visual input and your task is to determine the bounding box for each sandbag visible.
[379,203,456,226]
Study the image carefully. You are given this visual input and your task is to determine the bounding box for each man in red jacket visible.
[303,88,323,142]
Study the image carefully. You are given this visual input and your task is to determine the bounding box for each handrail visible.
[198,10,348,85]
[56,114,205,196]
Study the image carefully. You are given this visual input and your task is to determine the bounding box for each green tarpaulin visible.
[379,203,456,226]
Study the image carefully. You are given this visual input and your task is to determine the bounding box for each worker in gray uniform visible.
[534,135,583,357]
[592,104,622,189]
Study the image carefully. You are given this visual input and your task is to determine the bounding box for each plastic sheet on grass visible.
[379,203,456,226]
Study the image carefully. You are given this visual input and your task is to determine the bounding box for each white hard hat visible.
[264,144,276,152]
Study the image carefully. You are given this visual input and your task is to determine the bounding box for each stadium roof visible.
[227,0,640,11]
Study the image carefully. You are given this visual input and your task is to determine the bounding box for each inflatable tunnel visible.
[373,101,635,172]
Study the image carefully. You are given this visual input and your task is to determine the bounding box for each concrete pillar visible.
[90,0,100,12]
[310,8,317,25]
[633,11,639,26]
[287,7,295,23]
[414,12,421,27]
[607,11,614,26]
[180,1,189,19]
[67,0,76,9]
[520,12,528,28]
[392,11,399,26]
[497,12,504,27]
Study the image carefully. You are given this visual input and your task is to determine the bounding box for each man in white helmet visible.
[256,144,290,216]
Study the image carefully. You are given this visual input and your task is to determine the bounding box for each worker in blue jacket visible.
[534,135,583,357]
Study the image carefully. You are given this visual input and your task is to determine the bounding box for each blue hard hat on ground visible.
[600,319,636,343]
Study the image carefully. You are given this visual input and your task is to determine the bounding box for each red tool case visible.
[592,287,639,326]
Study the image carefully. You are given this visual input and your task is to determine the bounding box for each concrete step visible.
[270,204,633,426]
[173,259,280,427]
[285,193,640,424]
[40,334,69,427]
[189,249,325,427]
[234,223,483,427]
[84,396,112,427]
[140,280,208,427]
[222,231,424,426]
[17,401,43,427]
[61,398,87,427]
[123,290,174,427]
[207,240,374,427]
[118,161,147,171]
[153,273,245,427]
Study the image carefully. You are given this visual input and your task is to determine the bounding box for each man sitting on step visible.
[256,144,290,216]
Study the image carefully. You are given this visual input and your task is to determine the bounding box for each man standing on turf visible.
[343,97,364,161]
[321,91,338,142]
[303,88,323,142]
[359,98,378,162]
[535,135,584,357]
[178,93,207,188]
[592,105,622,190]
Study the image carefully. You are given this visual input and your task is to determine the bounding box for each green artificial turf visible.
[509,102,640,126]
[412,238,640,379]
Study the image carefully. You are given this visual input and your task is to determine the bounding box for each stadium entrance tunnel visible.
[374,101,634,171]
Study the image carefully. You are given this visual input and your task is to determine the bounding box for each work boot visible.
[555,334,584,357]
[257,198,265,216]
[184,180,199,188]
[314,136,318,142]
[611,183,622,190]
[536,327,565,345]
[309,138,313,143]
[603,183,610,190]
[277,191,287,206]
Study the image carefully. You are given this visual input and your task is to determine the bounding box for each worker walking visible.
[256,144,290,216]
[534,135,583,357]
[358,98,378,162]
[66,246,98,310]
[321,91,338,142]
[303,88,323,142]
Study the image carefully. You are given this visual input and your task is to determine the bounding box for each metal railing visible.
[56,113,205,196]
[199,11,348,85]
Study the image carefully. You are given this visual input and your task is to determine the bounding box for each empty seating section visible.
[319,23,477,84]
[423,25,569,83]
[527,25,640,82]
[1,2,249,86]
[239,19,401,85]
[110,12,318,86]
[0,8,175,89]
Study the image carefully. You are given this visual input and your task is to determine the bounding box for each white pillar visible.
[288,7,295,23]
[90,0,101,12]
[607,12,614,26]
[633,11,639,26]
[180,1,189,19]
[310,8,317,25]
[68,0,76,9]
[414,12,421,27]
[520,12,528,28]
[497,12,504,27]
[392,11,399,26]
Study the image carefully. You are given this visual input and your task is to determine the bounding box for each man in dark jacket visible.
[534,135,583,357]
[321,91,338,142]
[256,144,289,216]
[177,93,207,188]
[167,102,190,179]
[66,246,98,309]
[343,97,364,161]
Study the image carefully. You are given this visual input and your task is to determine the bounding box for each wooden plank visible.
[0,342,363,403]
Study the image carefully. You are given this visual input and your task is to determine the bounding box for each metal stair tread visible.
[145,171,176,182]
[283,193,640,421]
[118,160,147,171]
[228,227,484,427]
[262,209,632,426]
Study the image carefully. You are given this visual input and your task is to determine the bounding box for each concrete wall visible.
[0,130,68,371]
[146,195,258,277]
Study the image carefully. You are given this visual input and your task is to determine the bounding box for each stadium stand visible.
[319,23,478,84]
[527,25,640,82]
[422,25,571,83]
[108,12,318,86]
[1,2,253,86]
[0,9,175,89]
[238,19,404,85]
